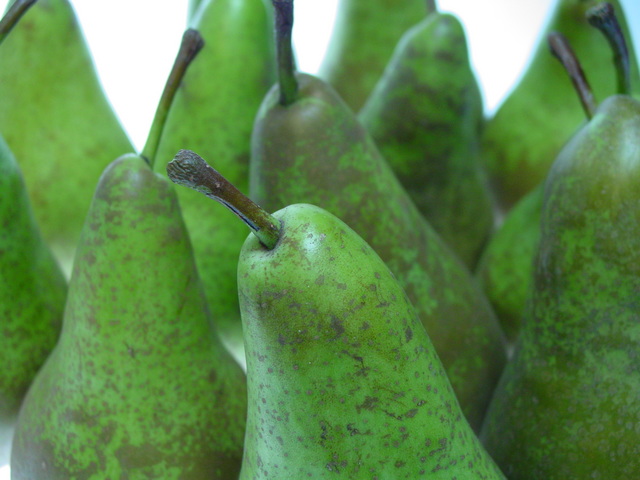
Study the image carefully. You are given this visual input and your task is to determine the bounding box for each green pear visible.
[480,15,640,478]
[0,132,67,453]
[11,29,247,480]
[0,0,67,463]
[153,0,275,364]
[250,0,507,431]
[481,0,640,213]
[475,184,543,342]
[359,6,495,269]
[166,149,507,480]
[317,0,433,111]
[0,0,134,272]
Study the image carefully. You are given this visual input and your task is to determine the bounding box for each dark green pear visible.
[359,6,495,269]
[250,0,507,431]
[475,184,543,342]
[317,0,432,111]
[481,0,640,213]
[0,0,134,272]
[167,150,507,480]
[10,30,247,479]
[480,17,640,478]
[153,0,275,364]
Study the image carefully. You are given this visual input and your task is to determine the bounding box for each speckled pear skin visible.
[359,12,494,269]
[238,203,507,480]
[317,0,429,112]
[480,95,640,479]
[475,183,543,342]
[481,0,640,213]
[0,135,66,424]
[0,0,134,271]
[10,155,247,479]
[154,0,275,362]
[250,73,507,431]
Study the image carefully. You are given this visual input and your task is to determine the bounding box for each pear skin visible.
[153,0,275,364]
[0,0,134,272]
[480,94,640,479]
[481,0,640,213]
[10,155,247,479]
[359,11,495,269]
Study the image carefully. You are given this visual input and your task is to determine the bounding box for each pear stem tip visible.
[586,2,631,96]
[166,150,281,250]
[426,0,438,14]
[272,0,298,106]
[547,31,597,120]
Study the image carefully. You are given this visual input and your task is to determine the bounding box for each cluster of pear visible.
[0,0,638,478]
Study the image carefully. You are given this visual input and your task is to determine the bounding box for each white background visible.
[1,0,639,474]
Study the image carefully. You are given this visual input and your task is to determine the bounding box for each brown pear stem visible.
[141,29,204,167]
[426,0,437,14]
[0,0,37,45]
[586,2,631,96]
[166,150,281,250]
[273,0,298,106]
[548,31,597,120]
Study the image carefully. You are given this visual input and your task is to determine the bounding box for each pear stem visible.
[273,0,298,106]
[141,29,204,168]
[166,150,281,250]
[548,31,597,120]
[0,0,37,45]
[426,0,437,14]
[586,2,631,96]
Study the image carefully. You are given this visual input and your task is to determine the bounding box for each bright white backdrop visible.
[0,0,639,474]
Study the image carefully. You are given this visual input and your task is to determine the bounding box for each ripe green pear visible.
[0,134,67,459]
[10,153,248,479]
[318,0,431,111]
[238,203,507,479]
[481,0,640,213]
[0,0,134,272]
[153,0,275,364]
[359,9,495,269]
[482,92,640,480]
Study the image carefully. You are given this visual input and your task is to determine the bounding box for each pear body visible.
[0,135,66,455]
[11,155,247,479]
[250,74,507,431]
[480,95,640,478]
[154,0,275,363]
[317,0,428,111]
[0,0,133,272]
[481,0,640,212]
[359,12,494,269]
[475,183,543,342]
[238,203,506,479]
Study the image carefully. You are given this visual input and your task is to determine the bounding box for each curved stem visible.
[548,31,597,120]
[586,2,631,96]
[142,29,204,168]
[0,0,37,45]
[167,150,281,250]
[273,0,298,106]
